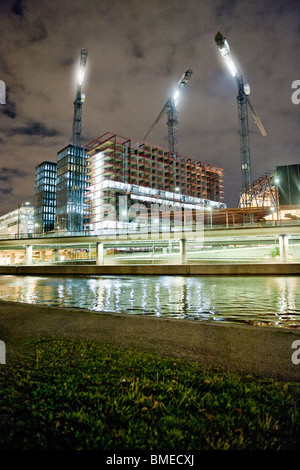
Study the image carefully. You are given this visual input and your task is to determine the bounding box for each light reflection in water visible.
[0,275,299,328]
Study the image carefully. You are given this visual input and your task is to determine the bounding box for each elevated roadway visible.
[0,222,299,249]
[0,222,299,270]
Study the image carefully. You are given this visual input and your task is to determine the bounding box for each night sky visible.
[0,0,299,214]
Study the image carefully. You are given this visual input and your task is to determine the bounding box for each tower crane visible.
[72,48,88,147]
[215,31,266,206]
[142,69,193,156]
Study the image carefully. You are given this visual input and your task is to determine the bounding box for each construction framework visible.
[84,132,225,230]
[239,171,277,208]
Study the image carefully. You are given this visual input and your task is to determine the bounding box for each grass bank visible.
[1,336,300,450]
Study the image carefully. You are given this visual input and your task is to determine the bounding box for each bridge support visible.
[179,238,187,264]
[25,245,33,265]
[96,242,104,265]
[53,248,59,262]
[279,234,289,263]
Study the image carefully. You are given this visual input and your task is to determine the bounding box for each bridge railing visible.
[0,219,299,241]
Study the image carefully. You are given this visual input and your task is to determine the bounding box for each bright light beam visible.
[223,55,237,77]
[78,68,85,86]
[215,32,238,77]
[173,90,180,101]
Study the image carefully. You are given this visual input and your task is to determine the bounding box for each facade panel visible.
[276,164,300,206]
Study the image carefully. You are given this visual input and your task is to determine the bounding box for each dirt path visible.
[1,301,300,382]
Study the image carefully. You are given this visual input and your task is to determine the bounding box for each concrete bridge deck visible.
[0,222,299,248]
[0,223,299,273]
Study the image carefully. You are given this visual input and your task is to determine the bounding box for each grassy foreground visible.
[0,336,300,450]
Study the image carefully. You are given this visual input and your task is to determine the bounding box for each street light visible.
[273,177,280,221]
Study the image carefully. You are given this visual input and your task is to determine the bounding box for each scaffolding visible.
[239,170,277,208]
[85,133,224,199]
[239,166,300,221]
[84,132,225,230]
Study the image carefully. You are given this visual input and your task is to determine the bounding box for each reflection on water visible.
[0,275,299,328]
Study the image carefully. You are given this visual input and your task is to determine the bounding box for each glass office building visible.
[56,144,86,233]
[34,161,57,233]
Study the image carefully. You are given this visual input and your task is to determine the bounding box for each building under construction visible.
[34,51,226,235]
[239,164,300,221]
[239,170,277,209]
[84,132,225,232]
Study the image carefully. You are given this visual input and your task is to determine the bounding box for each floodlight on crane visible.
[72,48,88,147]
[215,31,266,206]
[142,69,193,156]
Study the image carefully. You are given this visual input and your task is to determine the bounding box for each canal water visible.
[0,274,299,328]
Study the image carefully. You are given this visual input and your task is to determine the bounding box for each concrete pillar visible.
[53,248,59,262]
[279,234,289,263]
[96,242,104,265]
[40,250,45,262]
[25,245,33,265]
[179,238,187,264]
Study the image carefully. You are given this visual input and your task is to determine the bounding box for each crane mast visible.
[142,69,193,156]
[167,97,179,156]
[72,48,88,147]
[236,75,252,205]
[215,31,266,207]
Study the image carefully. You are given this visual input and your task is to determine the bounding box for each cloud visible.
[28,21,48,44]
[9,121,60,138]
[0,166,27,198]
[11,0,24,17]
[0,0,299,215]
[0,167,27,181]
[0,87,17,119]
